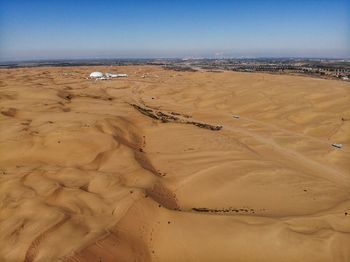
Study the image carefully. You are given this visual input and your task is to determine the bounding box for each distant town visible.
[1,58,350,81]
[161,58,350,81]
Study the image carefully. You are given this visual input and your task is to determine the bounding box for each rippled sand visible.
[0,66,349,262]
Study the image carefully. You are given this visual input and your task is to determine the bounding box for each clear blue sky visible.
[0,0,349,61]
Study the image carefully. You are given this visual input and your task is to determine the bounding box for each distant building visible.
[89,72,128,79]
[89,72,104,78]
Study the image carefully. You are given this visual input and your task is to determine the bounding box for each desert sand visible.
[0,66,349,262]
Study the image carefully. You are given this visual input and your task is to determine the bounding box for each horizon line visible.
[1,56,350,64]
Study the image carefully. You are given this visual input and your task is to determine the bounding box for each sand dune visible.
[0,66,349,261]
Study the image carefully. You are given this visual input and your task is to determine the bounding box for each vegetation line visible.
[130,103,222,131]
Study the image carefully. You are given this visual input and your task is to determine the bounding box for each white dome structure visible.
[89,72,104,78]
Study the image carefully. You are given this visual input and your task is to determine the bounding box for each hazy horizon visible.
[1,0,349,62]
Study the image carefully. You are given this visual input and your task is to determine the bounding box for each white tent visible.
[89,71,128,80]
[105,73,119,78]
[116,73,128,77]
[105,73,128,78]
[89,72,104,78]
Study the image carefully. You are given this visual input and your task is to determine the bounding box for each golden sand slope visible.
[0,66,349,262]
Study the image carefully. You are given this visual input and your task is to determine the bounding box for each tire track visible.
[24,214,70,262]
[224,124,349,184]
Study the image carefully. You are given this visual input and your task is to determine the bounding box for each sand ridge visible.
[0,66,349,261]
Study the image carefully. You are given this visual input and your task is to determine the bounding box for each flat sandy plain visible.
[0,66,349,262]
